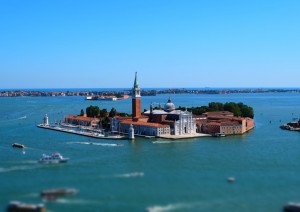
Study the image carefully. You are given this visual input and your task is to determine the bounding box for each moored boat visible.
[212,133,226,137]
[38,152,69,164]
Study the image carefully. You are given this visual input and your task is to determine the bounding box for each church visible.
[110,73,198,137]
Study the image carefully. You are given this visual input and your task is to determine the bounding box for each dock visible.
[158,133,211,139]
[37,124,125,140]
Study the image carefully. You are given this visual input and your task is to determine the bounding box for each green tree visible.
[101,117,110,129]
[239,104,254,118]
[86,105,100,117]
[109,107,117,118]
[100,109,108,118]
[208,102,224,111]
[224,102,242,117]
[80,109,85,116]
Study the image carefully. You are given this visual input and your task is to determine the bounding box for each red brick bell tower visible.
[132,72,141,121]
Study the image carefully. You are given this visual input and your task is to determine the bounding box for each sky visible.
[0,0,300,89]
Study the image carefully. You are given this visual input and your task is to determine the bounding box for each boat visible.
[212,133,226,137]
[38,152,69,164]
[283,202,300,212]
[7,201,46,212]
[12,143,25,148]
[41,188,79,200]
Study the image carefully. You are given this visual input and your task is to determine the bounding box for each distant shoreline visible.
[1,88,300,97]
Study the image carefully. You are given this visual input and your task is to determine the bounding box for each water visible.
[1,93,300,211]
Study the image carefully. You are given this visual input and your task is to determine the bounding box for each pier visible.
[37,124,125,140]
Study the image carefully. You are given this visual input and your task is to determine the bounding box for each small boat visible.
[7,201,45,212]
[38,152,69,164]
[12,143,25,148]
[41,188,79,200]
[212,133,226,137]
[283,202,300,212]
[227,177,235,183]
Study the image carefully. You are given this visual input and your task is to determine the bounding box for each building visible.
[110,73,198,137]
[110,73,254,137]
[195,112,255,135]
[132,72,141,120]
[144,98,197,135]
[64,115,100,127]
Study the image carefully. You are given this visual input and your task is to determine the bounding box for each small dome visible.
[164,98,175,112]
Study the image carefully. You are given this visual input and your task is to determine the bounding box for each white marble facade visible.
[174,110,197,135]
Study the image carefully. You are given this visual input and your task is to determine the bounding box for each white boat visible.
[212,133,226,137]
[39,152,69,164]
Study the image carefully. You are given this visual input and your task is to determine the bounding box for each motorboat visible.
[38,152,69,164]
[7,201,45,212]
[41,188,78,200]
[12,143,25,148]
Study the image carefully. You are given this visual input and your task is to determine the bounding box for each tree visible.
[100,109,108,118]
[86,105,100,117]
[224,102,242,117]
[176,102,254,117]
[80,109,85,116]
[208,102,224,111]
[239,103,254,118]
[109,107,117,117]
[101,117,110,129]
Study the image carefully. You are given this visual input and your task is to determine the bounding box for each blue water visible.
[1,93,300,211]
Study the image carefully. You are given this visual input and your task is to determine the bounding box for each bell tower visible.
[132,72,141,120]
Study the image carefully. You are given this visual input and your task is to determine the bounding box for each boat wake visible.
[0,165,39,173]
[52,198,99,205]
[67,142,123,147]
[152,140,194,144]
[152,140,174,144]
[115,172,144,178]
[7,160,37,164]
[0,116,27,122]
[146,202,198,212]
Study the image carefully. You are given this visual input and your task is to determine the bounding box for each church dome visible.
[164,98,175,112]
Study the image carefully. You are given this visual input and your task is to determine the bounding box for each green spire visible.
[134,72,138,88]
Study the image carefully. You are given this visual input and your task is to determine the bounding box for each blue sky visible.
[0,0,299,88]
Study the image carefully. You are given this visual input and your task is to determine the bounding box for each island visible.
[37,73,255,139]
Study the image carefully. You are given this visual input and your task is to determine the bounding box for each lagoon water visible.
[1,93,300,211]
